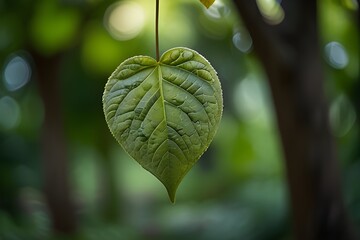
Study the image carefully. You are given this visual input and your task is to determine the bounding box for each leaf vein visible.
[162,78,212,126]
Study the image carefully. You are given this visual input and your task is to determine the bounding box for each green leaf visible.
[200,0,215,8]
[103,47,223,202]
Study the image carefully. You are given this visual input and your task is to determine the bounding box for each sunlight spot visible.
[256,0,285,25]
[3,55,31,91]
[104,1,146,41]
[0,96,21,130]
[325,42,349,69]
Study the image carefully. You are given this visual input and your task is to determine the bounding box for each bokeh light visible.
[3,54,31,92]
[104,1,146,41]
[329,94,356,137]
[81,22,125,75]
[0,96,21,130]
[29,0,81,55]
[234,75,270,125]
[324,41,349,69]
[232,28,253,53]
[256,0,285,25]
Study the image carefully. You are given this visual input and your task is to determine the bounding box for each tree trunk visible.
[33,52,77,235]
[232,0,357,239]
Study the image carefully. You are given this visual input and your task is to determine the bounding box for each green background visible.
[0,0,358,239]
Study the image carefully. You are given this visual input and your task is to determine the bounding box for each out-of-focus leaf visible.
[103,47,223,202]
[200,0,215,8]
[81,22,124,75]
[30,0,80,55]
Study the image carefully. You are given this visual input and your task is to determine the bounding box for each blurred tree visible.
[27,0,126,234]
[19,0,121,235]
[31,51,77,234]
[233,0,358,239]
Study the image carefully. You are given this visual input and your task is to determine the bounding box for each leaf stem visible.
[155,0,160,61]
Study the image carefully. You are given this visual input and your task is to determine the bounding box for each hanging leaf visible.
[200,0,215,8]
[103,47,222,202]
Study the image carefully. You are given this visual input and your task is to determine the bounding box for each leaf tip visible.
[169,194,176,204]
[165,185,177,203]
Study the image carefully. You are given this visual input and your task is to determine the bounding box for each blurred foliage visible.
[0,0,358,239]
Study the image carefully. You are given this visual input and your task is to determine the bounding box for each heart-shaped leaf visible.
[103,47,222,202]
[200,0,215,8]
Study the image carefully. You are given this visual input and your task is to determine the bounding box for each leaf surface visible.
[103,47,222,202]
[200,0,215,8]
